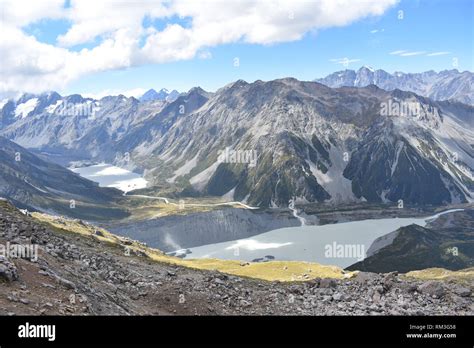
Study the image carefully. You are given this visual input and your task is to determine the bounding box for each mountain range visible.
[0,70,473,209]
[316,67,474,105]
[139,88,180,102]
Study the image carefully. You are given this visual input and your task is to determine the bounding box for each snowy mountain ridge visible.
[316,67,474,105]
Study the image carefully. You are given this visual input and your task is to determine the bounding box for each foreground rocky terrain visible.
[0,199,472,315]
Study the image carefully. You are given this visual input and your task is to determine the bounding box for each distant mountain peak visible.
[139,89,159,101]
[188,86,207,94]
[139,88,179,102]
[359,65,375,73]
[316,67,473,105]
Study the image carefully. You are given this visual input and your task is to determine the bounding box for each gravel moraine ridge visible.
[0,201,472,316]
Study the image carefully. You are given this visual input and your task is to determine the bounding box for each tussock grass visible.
[148,256,350,281]
[119,196,247,221]
[405,268,474,281]
[32,212,127,244]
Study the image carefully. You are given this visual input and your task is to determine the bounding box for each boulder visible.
[452,286,471,298]
[418,281,445,298]
[354,271,379,284]
[319,278,337,288]
[0,256,18,282]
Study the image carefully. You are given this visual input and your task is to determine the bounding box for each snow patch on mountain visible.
[391,141,404,176]
[380,189,391,203]
[0,99,8,110]
[221,187,236,200]
[14,98,38,118]
[190,161,220,190]
[307,147,357,203]
[167,152,200,183]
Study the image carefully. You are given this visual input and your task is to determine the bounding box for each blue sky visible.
[3,0,473,97]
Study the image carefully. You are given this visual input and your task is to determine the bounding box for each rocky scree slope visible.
[0,200,472,315]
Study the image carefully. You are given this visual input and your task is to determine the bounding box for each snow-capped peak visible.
[0,99,9,110]
[14,98,38,119]
[361,65,375,73]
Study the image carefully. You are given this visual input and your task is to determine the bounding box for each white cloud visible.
[399,51,426,56]
[0,0,65,27]
[390,50,426,56]
[330,57,361,66]
[389,50,406,55]
[0,0,398,94]
[198,50,213,60]
[56,0,170,47]
[390,50,452,57]
[426,51,451,56]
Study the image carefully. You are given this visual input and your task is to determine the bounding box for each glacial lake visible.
[71,163,148,193]
[69,163,462,269]
[182,210,462,268]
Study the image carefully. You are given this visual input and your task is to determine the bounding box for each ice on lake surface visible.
[71,163,148,193]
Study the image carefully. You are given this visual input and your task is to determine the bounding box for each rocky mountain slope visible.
[0,137,126,220]
[0,92,163,166]
[1,78,473,208]
[348,209,474,273]
[126,80,473,207]
[316,67,474,105]
[0,199,472,315]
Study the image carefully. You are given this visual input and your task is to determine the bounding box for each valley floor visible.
[0,200,472,315]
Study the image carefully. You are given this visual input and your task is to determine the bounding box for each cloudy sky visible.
[0,0,472,98]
